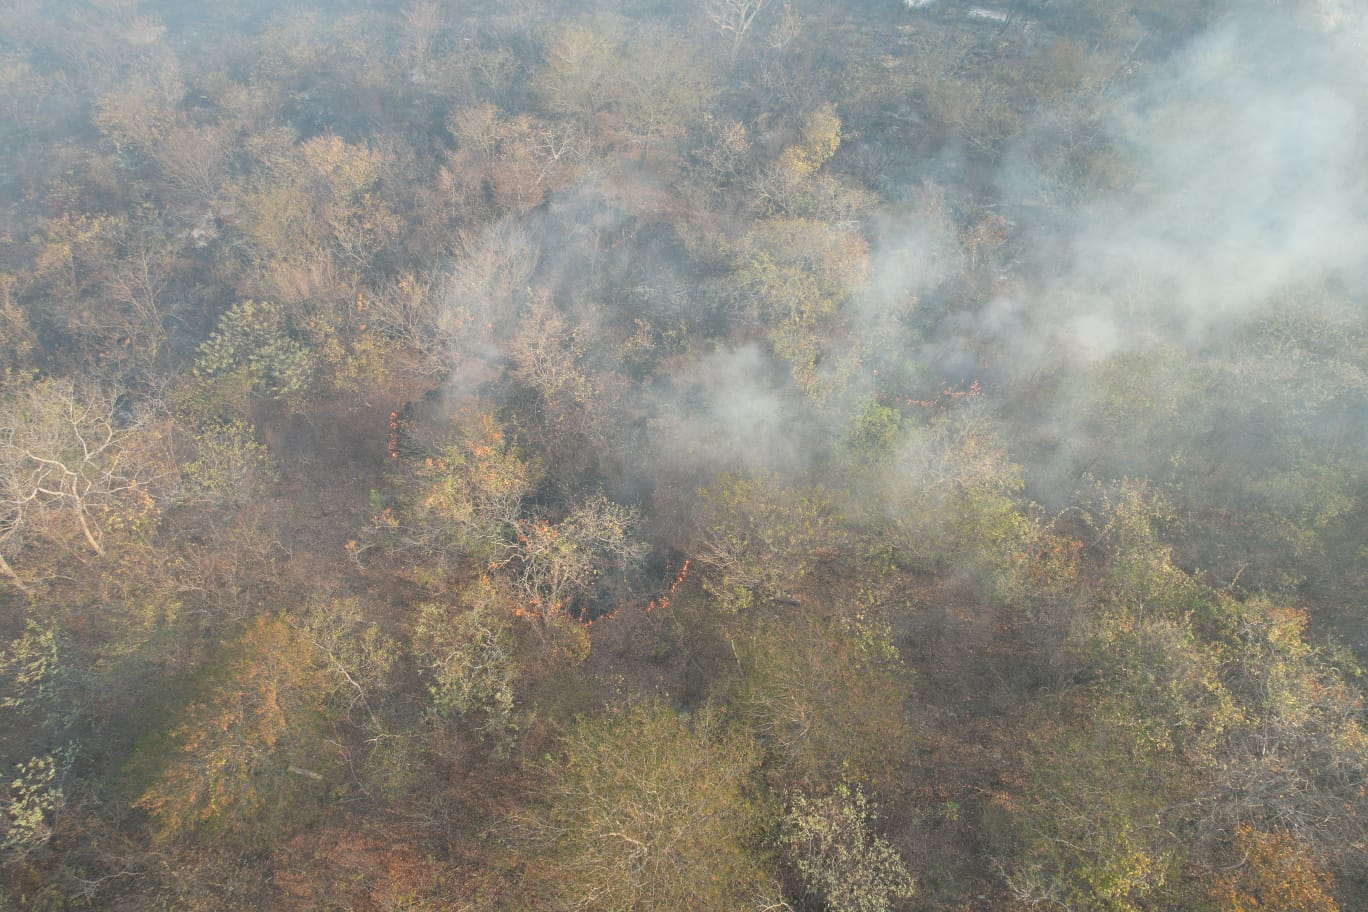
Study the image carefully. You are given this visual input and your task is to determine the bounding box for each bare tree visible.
[0,378,149,588]
[151,120,229,206]
[706,0,773,61]
[506,495,645,613]
[400,0,447,78]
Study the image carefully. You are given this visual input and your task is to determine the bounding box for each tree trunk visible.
[76,508,105,556]
[0,549,30,593]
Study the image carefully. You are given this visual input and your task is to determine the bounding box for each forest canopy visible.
[1,0,1366,910]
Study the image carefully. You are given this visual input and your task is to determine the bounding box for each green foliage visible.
[780,782,915,912]
[1003,705,1186,912]
[538,15,627,121]
[128,615,332,844]
[1,621,80,867]
[874,404,1071,605]
[538,15,714,152]
[286,597,397,727]
[386,412,641,614]
[228,132,401,282]
[841,399,904,469]
[1198,597,1368,860]
[181,301,316,420]
[1082,480,1212,618]
[0,619,65,719]
[179,420,277,509]
[1057,346,1214,484]
[733,218,868,401]
[522,699,779,912]
[726,612,911,788]
[1,751,69,863]
[1060,316,1368,595]
[779,106,842,176]
[92,68,181,156]
[1004,530,1368,909]
[385,411,540,562]
[1084,609,1238,758]
[412,578,519,738]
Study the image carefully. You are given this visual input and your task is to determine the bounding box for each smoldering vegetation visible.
[1,0,1366,910]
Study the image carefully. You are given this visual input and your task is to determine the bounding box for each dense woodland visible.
[1,0,1366,909]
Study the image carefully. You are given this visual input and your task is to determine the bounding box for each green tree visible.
[178,300,316,421]
[780,782,915,912]
[538,16,713,158]
[1002,706,1186,912]
[383,410,539,563]
[178,420,277,510]
[412,577,520,738]
[128,601,393,846]
[733,217,868,400]
[1002,518,1368,910]
[0,752,66,865]
[727,611,911,789]
[520,700,780,912]
[693,473,851,612]
[871,403,1054,603]
[778,106,841,176]
[130,615,331,844]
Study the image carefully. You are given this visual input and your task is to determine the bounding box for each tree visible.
[868,402,1072,607]
[1196,597,1368,872]
[705,0,774,62]
[131,615,330,844]
[1,752,66,865]
[0,375,151,587]
[1002,528,1368,910]
[398,0,447,77]
[519,700,780,912]
[780,782,915,912]
[177,300,317,422]
[610,25,714,158]
[726,611,911,789]
[778,106,841,176]
[150,118,230,207]
[538,16,626,124]
[227,133,401,295]
[507,494,645,616]
[384,410,540,563]
[412,577,520,739]
[538,16,713,158]
[732,216,868,400]
[693,473,851,611]
[446,103,584,212]
[0,619,76,866]
[1002,704,1186,912]
[367,221,538,378]
[177,420,277,511]
[1207,826,1340,912]
[130,602,393,847]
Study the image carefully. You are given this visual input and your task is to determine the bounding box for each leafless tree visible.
[0,379,149,588]
[706,0,773,61]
